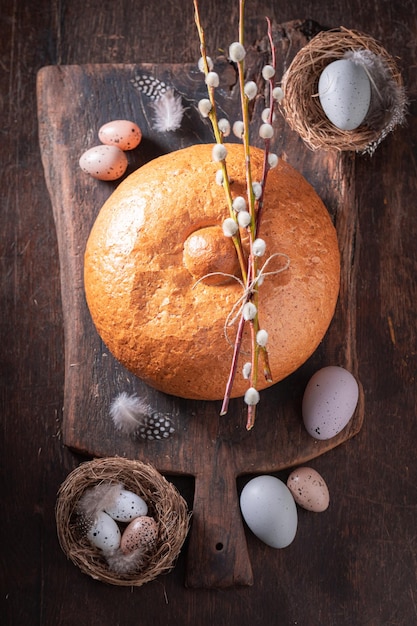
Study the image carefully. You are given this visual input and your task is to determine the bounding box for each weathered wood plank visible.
[37,22,363,588]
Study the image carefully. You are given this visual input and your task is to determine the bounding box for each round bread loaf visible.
[84,143,340,401]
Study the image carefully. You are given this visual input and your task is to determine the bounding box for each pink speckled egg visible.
[287,467,330,512]
[79,145,128,181]
[120,516,158,555]
[98,120,142,151]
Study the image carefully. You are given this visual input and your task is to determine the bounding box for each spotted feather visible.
[130,73,169,101]
[131,72,185,132]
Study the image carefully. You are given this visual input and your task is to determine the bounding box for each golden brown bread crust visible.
[84,143,340,400]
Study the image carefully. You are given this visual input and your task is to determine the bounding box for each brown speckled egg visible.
[98,120,142,151]
[120,515,158,555]
[79,145,128,181]
[287,467,330,512]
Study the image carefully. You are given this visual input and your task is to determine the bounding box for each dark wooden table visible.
[2,1,416,624]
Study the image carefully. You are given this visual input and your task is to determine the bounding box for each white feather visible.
[150,89,185,132]
[77,482,123,520]
[106,546,148,574]
[110,392,152,434]
[343,49,408,153]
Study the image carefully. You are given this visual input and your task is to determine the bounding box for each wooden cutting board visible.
[37,20,364,589]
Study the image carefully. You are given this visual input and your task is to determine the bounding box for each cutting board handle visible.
[185,441,253,588]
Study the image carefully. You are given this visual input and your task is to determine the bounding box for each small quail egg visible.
[287,467,330,512]
[86,510,121,554]
[104,488,148,523]
[79,145,128,181]
[98,120,142,151]
[120,516,158,555]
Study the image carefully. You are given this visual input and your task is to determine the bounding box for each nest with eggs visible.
[281,27,407,154]
[55,457,190,586]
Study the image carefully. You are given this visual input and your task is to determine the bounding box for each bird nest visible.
[281,27,407,153]
[56,457,190,586]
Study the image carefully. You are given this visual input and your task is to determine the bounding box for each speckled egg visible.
[240,475,298,549]
[104,488,148,523]
[287,467,330,512]
[302,365,359,440]
[120,516,158,555]
[318,59,371,131]
[79,145,128,181]
[87,510,121,554]
[98,120,142,151]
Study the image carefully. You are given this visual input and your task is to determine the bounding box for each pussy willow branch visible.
[255,17,277,382]
[220,302,247,416]
[194,0,277,429]
[245,17,278,429]
[255,16,276,237]
[239,0,245,44]
[234,0,264,429]
[193,0,248,283]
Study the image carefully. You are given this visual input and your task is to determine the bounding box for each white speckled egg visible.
[87,510,121,554]
[104,488,148,522]
[287,467,330,512]
[98,120,142,151]
[79,145,128,180]
[318,59,371,130]
[120,516,158,555]
[240,475,298,549]
[302,366,359,440]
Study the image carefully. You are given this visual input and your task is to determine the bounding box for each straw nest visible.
[56,457,190,586]
[281,27,407,153]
